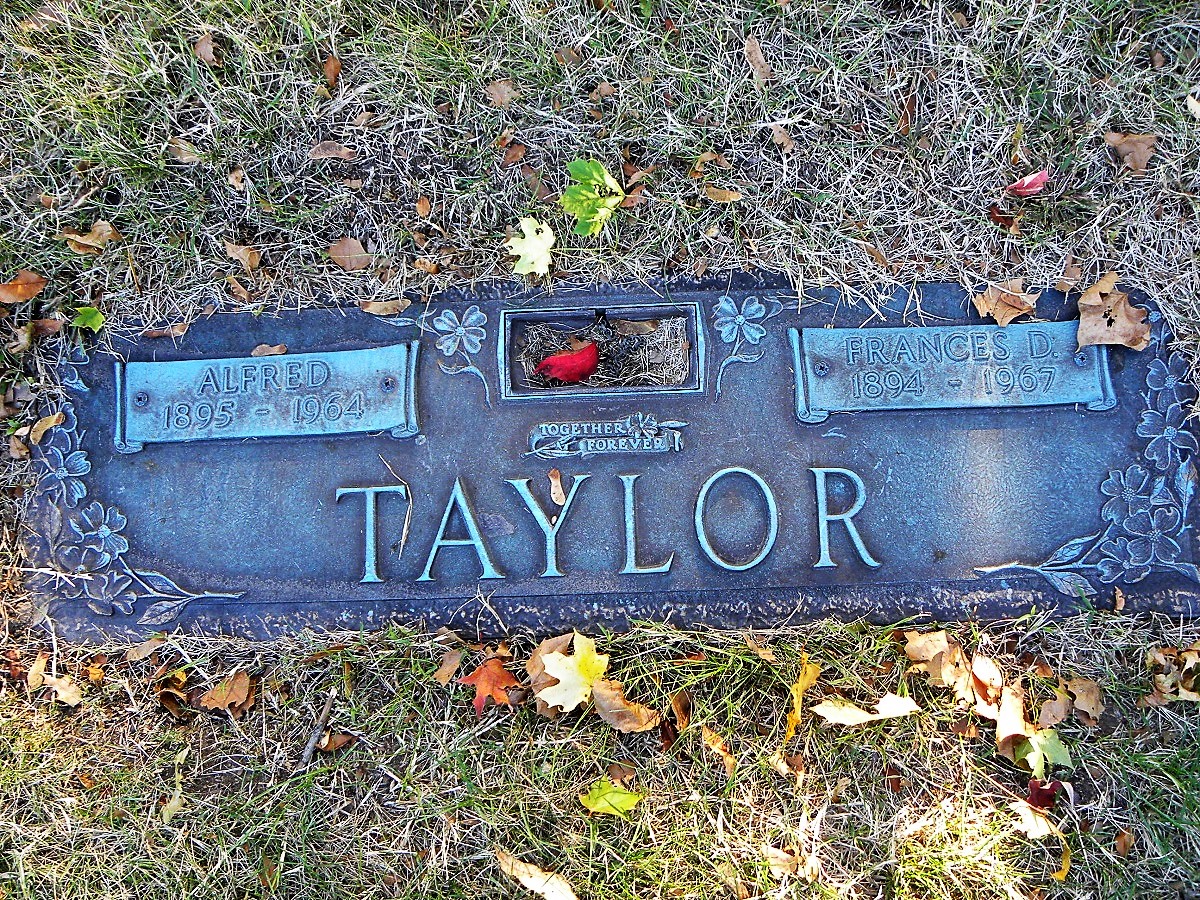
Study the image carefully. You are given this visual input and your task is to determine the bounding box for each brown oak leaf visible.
[1076,272,1149,351]
[458,657,519,717]
[971,279,1039,326]
[485,79,518,108]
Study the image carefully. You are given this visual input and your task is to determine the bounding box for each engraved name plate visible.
[114,342,420,452]
[20,280,1199,640]
[789,322,1116,424]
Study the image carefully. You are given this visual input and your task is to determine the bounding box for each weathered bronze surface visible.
[23,277,1199,638]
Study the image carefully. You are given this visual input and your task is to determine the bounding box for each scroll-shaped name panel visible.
[114,342,420,452]
[788,322,1116,424]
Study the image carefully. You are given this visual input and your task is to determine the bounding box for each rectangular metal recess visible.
[498,302,706,401]
[788,321,1116,423]
[114,342,420,452]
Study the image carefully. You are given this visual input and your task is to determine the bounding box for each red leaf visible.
[1006,169,1050,197]
[458,658,519,717]
[1026,778,1061,810]
[535,341,599,383]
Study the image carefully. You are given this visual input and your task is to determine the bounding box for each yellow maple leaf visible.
[535,632,609,712]
[504,217,555,276]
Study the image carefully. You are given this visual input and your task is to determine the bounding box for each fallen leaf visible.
[1145,642,1200,703]
[1114,586,1126,612]
[9,436,30,459]
[547,468,567,506]
[125,635,165,662]
[459,657,520,716]
[971,654,1005,718]
[227,276,252,302]
[904,630,974,705]
[502,142,527,167]
[1006,169,1050,197]
[223,240,260,272]
[897,91,917,135]
[309,141,357,161]
[1076,272,1149,351]
[744,36,773,84]
[56,221,122,255]
[769,123,795,153]
[521,164,553,201]
[1187,95,1200,121]
[761,845,798,879]
[433,648,464,685]
[1038,689,1072,728]
[996,684,1034,761]
[670,689,692,733]
[328,237,373,271]
[27,652,48,690]
[416,196,431,218]
[0,270,48,305]
[193,32,220,66]
[743,633,777,663]
[702,725,737,776]
[43,673,83,706]
[554,46,583,68]
[1010,799,1055,840]
[166,137,203,164]
[527,633,573,718]
[704,185,742,203]
[412,258,440,275]
[972,279,1040,327]
[1026,778,1061,810]
[780,653,821,746]
[1056,252,1083,292]
[71,306,104,332]
[579,775,644,816]
[606,762,636,787]
[323,54,341,89]
[199,670,252,716]
[29,412,64,445]
[811,692,920,726]
[504,217,555,277]
[536,632,609,712]
[495,849,579,900]
[1115,828,1134,857]
[535,341,599,383]
[1015,728,1072,781]
[142,322,189,339]
[358,299,410,316]
[1104,132,1156,175]
[485,79,518,108]
[988,203,1022,234]
[592,679,661,732]
[1066,678,1104,726]
[715,861,751,899]
[316,730,356,752]
[251,343,286,357]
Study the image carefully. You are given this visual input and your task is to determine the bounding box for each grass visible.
[2,0,1200,897]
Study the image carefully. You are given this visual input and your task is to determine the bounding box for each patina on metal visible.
[21,277,1200,640]
[114,342,420,452]
[789,321,1117,423]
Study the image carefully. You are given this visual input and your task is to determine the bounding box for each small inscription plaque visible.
[22,279,1200,639]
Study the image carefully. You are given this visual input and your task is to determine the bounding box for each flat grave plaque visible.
[21,279,1200,639]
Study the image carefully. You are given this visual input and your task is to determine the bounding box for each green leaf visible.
[1015,729,1073,781]
[71,306,105,333]
[560,159,625,237]
[504,217,556,276]
[579,776,643,817]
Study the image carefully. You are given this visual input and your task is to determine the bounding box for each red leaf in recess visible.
[1026,778,1062,809]
[1006,169,1050,197]
[535,341,598,383]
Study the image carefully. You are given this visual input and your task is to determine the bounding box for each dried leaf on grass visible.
[167,137,203,164]
[1144,642,1200,703]
[769,123,795,153]
[811,692,920,726]
[1104,132,1157,175]
[0,270,48,304]
[56,221,121,255]
[535,632,609,713]
[704,185,742,203]
[29,412,64,445]
[323,54,341,88]
[309,141,357,161]
[485,79,518,108]
[1038,689,1072,728]
[1009,799,1071,880]
[528,633,573,718]
[432,648,464,685]
[1005,169,1049,197]
[193,32,220,66]
[504,218,555,277]
[43,672,83,706]
[780,653,821,746]
[125,634,165,661]
[579,775,643,816]
[223,240,260,272]
[1076,271,1149,351]
[316,730,356,752]
[744,36,773,83]
[702,725,737,776]
[904,630,973,705]
[251,343,286,357]
[495,849,579,900]
[1066,678,1105,726]
[199,670,255,718]
[328,237,373,271]
[592,679,661,732]
[459,657,520,717]
[971,279,1040,327]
